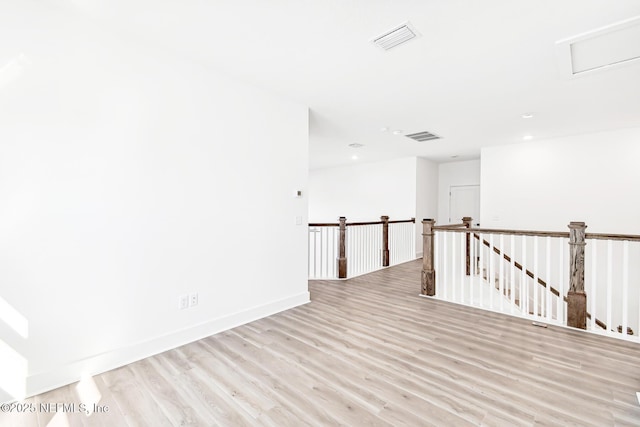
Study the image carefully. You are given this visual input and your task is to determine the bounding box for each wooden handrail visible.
[586,233,640,242]
[437,225,570,239]
[434,225,640,242]
[434,222,467,229]
[440,227,640,242]
[309,218,415,227]
[388,218,416,224]
[346,220,384,226]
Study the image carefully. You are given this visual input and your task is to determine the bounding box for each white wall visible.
[437,160,481,225]
[481,127,640,234]
[309,157,418,223]
[416,157,439,255]
[0,2,309,400]
[309,156,439,257]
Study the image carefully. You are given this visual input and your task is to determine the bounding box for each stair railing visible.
[423,218,640,342]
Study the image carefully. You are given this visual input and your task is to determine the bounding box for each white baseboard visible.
[23,291,310,400]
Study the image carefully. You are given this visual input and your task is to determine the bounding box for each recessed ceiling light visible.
[351,155,358,160]
[451,155,459,158]
[392,130,404,135]
[380,127,389,132]
[523,135,534,141]
[522,113,534,119]
[348,143,364,148]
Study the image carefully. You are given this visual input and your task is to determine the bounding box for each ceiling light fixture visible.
[523,135,534,141]
[392,130,404,135]
[348,143,364,148]
[351,155,358,160]
[521,113,534,119]
[380,127,389,132]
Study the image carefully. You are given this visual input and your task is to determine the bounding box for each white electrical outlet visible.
[189,293,198,307]
[179,294,189,310]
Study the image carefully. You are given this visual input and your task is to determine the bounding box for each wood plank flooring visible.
[3,259,640,426]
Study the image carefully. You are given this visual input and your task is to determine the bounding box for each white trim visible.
[23,292,310,400]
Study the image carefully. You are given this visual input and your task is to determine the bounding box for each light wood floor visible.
[4,259,640,426]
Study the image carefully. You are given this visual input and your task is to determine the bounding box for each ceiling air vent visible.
[405,131,441,142]
[372,22,419,51]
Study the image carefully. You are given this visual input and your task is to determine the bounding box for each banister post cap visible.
[568,221,587,230]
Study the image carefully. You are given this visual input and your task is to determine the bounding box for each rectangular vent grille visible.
[405,131,441,142]
[373,22,418,50]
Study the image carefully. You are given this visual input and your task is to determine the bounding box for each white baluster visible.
[499,234,505,312]
[637,242,640,342]
[489,234,495,310]
[412,223,416,260]
[447,231,453,300]
[347,227,352,277]
[312,228,317,278]
[533,236,539,318]
[443,232,449,300]
[451,231,457,301]
[521,236,527,316]
[589,240,597,331]
[622,240,629,337]
[606,240,613,335]
[510,234,516,315]
[369,225,373,270]
[478,233,483,307]
[355,226,360,276]
[459,232,465,303]
[545,236,551,322]
[358,226,362,275]
[470,231,475,305]
[436,230,441,297]
[336,226,340,277]
[322,227,328,278]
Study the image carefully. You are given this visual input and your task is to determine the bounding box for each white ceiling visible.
[53,0,640,169]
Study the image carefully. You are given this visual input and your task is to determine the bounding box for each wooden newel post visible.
[462,216,472,276]
[381,215,390,267]
[338,217,347,279]
[567,221,587,329]
[421,219,436,296]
